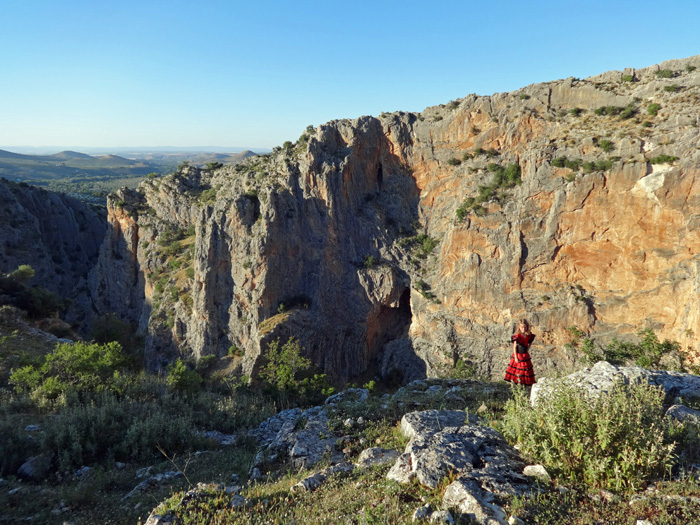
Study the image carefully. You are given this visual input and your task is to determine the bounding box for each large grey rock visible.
[17,452,53,481]
[665,404,700,426]
[531,361,700,406]
[400,410,479,440]
[355,447,400,468]
[248,406,339,469]
[388,411,530,497]
[442,480,507,525]
[522,464,551,483]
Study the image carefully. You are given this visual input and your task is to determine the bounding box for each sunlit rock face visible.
[91,55,700,381]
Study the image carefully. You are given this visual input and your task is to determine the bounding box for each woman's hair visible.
[517,318,531,334]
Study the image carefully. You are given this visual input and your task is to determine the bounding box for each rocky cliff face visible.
[0,180,107,326]
[92,55,700,381]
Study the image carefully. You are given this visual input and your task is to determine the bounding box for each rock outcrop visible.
[531,360,700,405]
[90,55,700,381]
[0,179,107,327]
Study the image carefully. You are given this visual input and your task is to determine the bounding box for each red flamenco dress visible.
[504,333,536,385]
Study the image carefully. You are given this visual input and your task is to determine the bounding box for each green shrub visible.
[519,93,530,100]
[196,354,217,373]
[551,157,567,168]
[260,337,311,393]
[91,314,143,366]
[200,188,217,204]
[582,161,596,173]
[650,154,678,164]
[595,159,614,171]
[656,69,674,78]
[565,158,581,170]
[647,103,660,116]
[664,84,679,92]
[500,381,675,491]
[40,393,202,473]
[185,267,195,279]
[604,329,682,368]
[599,139,614,152]
[363,255,376,269]
[620,105,636,119]
[686,65,697,73]
[446,157,461,166]
[10,341,129,399]
[621,74,635,82]
[167,358,202,397]
[569,108,582,116]
[0,415,40,475]
[259,337,333,407]
[415,234,439,258]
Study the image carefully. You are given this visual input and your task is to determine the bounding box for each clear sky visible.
[2,0,699,151]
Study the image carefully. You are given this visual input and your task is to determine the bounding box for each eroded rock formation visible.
[92,55,700,381]
[0,179,107,326]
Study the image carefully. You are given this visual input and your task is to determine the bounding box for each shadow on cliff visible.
[256,115,426,384]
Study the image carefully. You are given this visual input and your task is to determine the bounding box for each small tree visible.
[260,337,311,392]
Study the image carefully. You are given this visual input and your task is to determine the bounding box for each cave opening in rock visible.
[374,287,412,350]
[376,163,384,190]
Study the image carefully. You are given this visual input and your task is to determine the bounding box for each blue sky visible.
[2,0,698,151]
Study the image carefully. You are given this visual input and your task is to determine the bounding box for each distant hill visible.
[50,150,94,160]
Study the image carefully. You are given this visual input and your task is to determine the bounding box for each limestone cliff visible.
[0,179,107,326]
[92,55,700,381]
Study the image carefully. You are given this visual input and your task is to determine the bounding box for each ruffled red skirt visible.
[504,352,536,385]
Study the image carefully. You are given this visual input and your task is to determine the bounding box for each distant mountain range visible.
[1,145,270,156]
[0,148,259,182]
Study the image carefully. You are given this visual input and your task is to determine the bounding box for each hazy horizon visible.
[0,145,271,156]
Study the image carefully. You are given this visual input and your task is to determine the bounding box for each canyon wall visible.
[0,179,107,326]
[92,56,700,381]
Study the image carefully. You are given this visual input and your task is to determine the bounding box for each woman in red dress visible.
[504,319,536,385]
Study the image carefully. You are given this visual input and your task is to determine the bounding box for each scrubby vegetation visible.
[1,316,700,523]
[456,162,521,219]
[0,265,64,319]
[500,382,675,491]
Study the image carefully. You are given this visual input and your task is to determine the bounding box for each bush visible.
[595,159,614,171]
[40,393,202,473]
[686,65,697,73]
[10,341,129,399]
[259,337,333,407]
[260,338,311,393]
[647,103,660,116]
[551,157,567,168]
[604,329,682,368]
[167,359,202,397]
[656,69,674,78]
[91,314,143,366]
[500,381,675,491]
[650,154,678,164]
[599,139,614,152]
[664,84,679,93]
[620,105,636,119]
[363,255,376,269]
[446,157,461,166]
[621,74,635,82]
[565,158,581,170]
